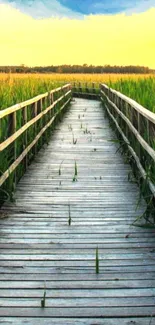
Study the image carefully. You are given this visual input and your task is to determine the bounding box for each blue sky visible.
[58,0,138,15]
[2,0,155,18]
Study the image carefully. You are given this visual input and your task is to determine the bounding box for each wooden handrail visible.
[101,83,155,124]
[100,83,155,198]
[0,84,71,119]
[0,84,72,191]
[100,90,155,162]
[0,91,71,152]
[0,97,71,187]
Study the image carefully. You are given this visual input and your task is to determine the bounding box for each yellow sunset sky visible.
[0,4,155,68]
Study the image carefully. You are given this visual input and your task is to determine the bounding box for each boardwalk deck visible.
[0,98,155,324]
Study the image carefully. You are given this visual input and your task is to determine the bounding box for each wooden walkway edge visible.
[0,98,155,324]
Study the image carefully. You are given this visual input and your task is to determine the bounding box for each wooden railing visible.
[0,84,72,200]
[100,84,155,202]
[72,82,100,98]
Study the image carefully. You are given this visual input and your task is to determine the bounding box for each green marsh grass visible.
[74,161,78,177]
[72,161,78,182]
[41,282,46,308]
[41,289,46,308]
[68,204,72,226]
[58,161,63,176]
[108,77,155,114]
[72,132,77,145]
[95,246,99,274]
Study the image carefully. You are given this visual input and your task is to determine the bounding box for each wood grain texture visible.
[0,98,154,324]
[0,318,154,325]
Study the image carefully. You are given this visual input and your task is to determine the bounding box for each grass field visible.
[108,77,155,114]
[0,72,154,112]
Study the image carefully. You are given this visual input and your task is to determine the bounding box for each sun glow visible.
[0,4,155,68]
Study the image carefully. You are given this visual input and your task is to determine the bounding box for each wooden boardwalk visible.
[0,98,155,324]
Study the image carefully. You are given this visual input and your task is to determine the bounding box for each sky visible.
[0,0,155,67]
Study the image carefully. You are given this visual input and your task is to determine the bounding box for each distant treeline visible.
[0,64,154,74]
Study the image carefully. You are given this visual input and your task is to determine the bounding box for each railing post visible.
[53,91,57,116]
[137,111,141,160]
[120,98,124,129]
[125,102,129,139]
[146,119,150,145]
[38,98,43,146]
[8,111,17,185]
[34,101,38,155]
[51,92,54,116]
[47,92,51,123]
[79,82,81,94]
[73,82,76,94]
[49,92,54,117]
[22,106,28,170]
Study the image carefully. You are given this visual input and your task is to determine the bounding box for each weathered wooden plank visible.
[0,272,155,281]
[0,233,154,239]
[1,242,155,249]
[0,247,154,254]
[0,288,155,298]
[1,252,155,260]
[0,318,154,325]
[0,279,155,289]
[0,265,155,273]
[0,228,154,234]
[0,236,154,244]
[0,220,137,226]
[0,306,155,317]
[0,259,155,268]
[0,297,155,307]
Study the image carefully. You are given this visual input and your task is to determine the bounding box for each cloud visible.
[0,0,81,18]
[0,0,155,18]
[126,0,155,14]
